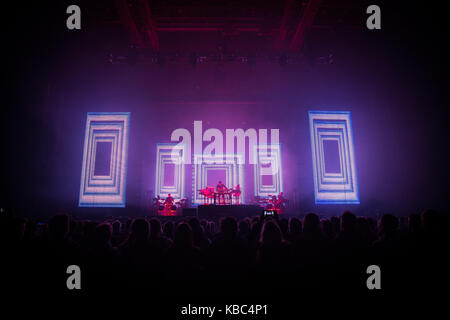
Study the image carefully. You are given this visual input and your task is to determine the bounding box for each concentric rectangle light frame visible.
[79,112,130,207]
[309,111,359,204]
[155,143,186,201]
[253,144,284,197]
[192,154,244,205]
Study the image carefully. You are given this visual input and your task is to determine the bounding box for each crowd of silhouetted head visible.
[1,208,448,294]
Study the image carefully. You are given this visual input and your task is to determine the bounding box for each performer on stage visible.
[216,181,227,205]
[164,193,174,205]
[271,195,277,204]
[233,184,241,204]
[275,192,287,212]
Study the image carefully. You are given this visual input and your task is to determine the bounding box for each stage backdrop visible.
[7,30,448,217]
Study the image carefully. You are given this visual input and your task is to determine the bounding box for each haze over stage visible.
[3,1,449,218]
[2,0,450,304]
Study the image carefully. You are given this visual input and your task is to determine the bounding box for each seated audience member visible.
[208,217,250,283]
[188,217,211,250]
[287,217,302,243]
[336,211,359,248]
[302,213,324,243]
[374,214,399,247]
[111,220,124,247]
[257,221,289,263]
[149,218,173,251]
[84,222,119,290]
[163,221,174,240]
[165,223,203,288]
[238,218,251,240]
[297,213,329,268]
[121,218,162,288]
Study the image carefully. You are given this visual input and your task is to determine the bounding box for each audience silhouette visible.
[2,208,448,294]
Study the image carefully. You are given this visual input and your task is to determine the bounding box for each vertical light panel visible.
[79,112,130,207]
[155,143,185,200]
[253,144,283,197]
[192,154,244,205]
[308,111,359,204]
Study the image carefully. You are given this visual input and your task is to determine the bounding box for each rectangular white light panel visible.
[79,112,130,207]
[155,143,185,200]
[253,144,283,197]
[309,111,359,204]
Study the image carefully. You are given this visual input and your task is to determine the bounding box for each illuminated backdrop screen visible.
[79,112,130,207]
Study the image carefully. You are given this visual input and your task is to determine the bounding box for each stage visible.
[196,204,263,219]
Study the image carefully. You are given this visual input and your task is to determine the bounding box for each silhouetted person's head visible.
[131,218,150,242]
[408,214,422,234]
[49,213,70,240]
[340,211,357,233]
[260,221,282,246]
[112,220,121,234]
[94,223,112,246]
[238,219,250,236]
[379,214,399,238]
[303,213,320,235]
[149,218,162,238]
[188,218,202,233]
[163,221,174,238]
[289,217,302,235]
[174,223,193,248]
[220,217,238,239]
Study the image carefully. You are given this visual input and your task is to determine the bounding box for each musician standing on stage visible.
[233,184,241,204]
[216,181,227,205]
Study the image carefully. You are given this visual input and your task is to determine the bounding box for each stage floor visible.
[196,204,263,218]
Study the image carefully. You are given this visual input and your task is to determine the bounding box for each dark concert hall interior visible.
[2,0,449,304]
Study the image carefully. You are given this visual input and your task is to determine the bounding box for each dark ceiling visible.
[83,0,366,65]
